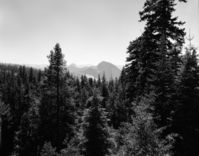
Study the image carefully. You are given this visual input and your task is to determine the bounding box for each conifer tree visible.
[126,0,187,134]
[37,69,42,82]
[108,68,127,128]
[101,73,109,108]
[138,0,186,93]
[97,74,101,88]
[39,43,75,150]
[125,36,145,123]
[126,0,186,94]
[172,38,199,156]
[81,92,111,156]
[125,36,143,102]
[115,95,174,156]
[151,34,181,133]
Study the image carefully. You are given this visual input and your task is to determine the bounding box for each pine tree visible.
[125,36,146,123]
[138,0,186,93]
[172,38,199,156]
[101,73,109,108]
[151,34,181,135]
[37,69,42,82]
[39,43,75,150]
[126,0,187,94]
[107,68,127,128]
[115,95,174,156]
[81,92,111,156]
[125,36,144,102]
[97,74,101,88]
[126,0,187,135]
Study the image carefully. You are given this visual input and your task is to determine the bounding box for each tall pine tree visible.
[126,0,186,134]
[39,43,75,150]
[172,38,199,156]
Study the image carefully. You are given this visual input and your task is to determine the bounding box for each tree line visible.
[1,0,199,155]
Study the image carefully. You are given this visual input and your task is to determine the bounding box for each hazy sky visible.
[0,0,198,66]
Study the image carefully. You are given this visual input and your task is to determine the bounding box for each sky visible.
[0,0,198,66]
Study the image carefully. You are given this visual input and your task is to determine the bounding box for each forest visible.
[0,0,199,156]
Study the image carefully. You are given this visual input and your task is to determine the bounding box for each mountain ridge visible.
[68,61,121,79]
[22,61,122,79]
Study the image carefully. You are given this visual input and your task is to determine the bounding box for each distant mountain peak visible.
[97,61,120,71]
[99,61,109,64]
[98,61,112,65]
[70,63,77,67]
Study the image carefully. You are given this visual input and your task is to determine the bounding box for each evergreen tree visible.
[115,95,174,156]
[125,0,187,135]
[101,73,109,108]
[151,34,181,134]
[39,43,75,150]
[137,0,186,93]
[81,92,111,156]
[172,40,199,156]
[125,37,143,123]
[37,69,42,82]
[126,0,186,95]
[107,68,127,128]
[97,74,101,88]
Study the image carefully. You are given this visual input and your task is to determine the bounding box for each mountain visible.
[67,64,92,78]
[68,61,121,80]
[68,63,89,73]
[22,61,121,80]
[80,66,100,78]
[98,61,121,79]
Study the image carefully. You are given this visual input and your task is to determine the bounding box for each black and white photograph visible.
[0,0,198,155]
